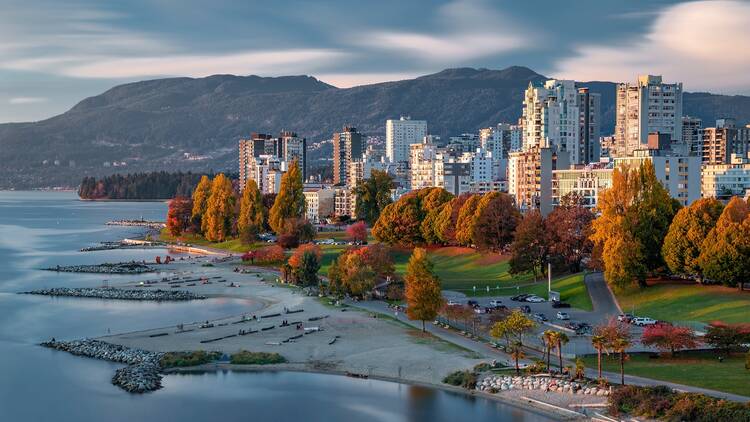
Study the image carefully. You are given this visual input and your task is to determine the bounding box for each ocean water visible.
[0,191,553,422]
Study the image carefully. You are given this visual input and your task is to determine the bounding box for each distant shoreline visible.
[79,198,170,202]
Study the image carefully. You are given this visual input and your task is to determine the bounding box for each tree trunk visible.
[421,320,425,333]
[515,357,520,375]
[597,349,602,380]
[558,342,563,371]
[620,351,625,385]
[546,346,551,373]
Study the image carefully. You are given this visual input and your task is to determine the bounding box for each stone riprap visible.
[41,339,165,393]
[477,375,610,396]
[24,287,205,301]
[106,220,166,229]
[43,262,154,274]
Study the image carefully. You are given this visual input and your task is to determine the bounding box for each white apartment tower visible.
[386,116,427,164]
[614,75,683,157]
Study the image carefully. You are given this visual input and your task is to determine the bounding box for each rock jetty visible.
[24,287,205,301]
[106,219,166,229]
[477,375,610,396]
[41,339,165,393]
[43,262,154,274]
[80,241,165,252]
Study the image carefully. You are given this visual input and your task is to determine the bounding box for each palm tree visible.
[556,332,570,373]
[591,334,607,381]
[510,341,525,375]
[542,330,557,372]
[611,336,631,385]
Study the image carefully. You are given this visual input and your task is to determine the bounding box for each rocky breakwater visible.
[43,262,154,274]
[477,375,610,396]
[25,287,206,301]
[41,339,165,393]
[106,219,166,229]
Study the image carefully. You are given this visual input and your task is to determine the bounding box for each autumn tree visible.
[237,179,265,244]
[697,197,750,288]
[510,342,525,375]
[546,201,594,272]
[591,162,678,288]
[641,324,700,357]
[354,170,395,225]
[295,250,321,287]
[436,193,472,244]
[473,192,520,251]
[454,194,481,246]
[662,198,723,280]
[166,196,193,237]
[509,210,550,280]
[190,175,212,232]
[326,244,393,296]
[372,192,423,246]
[360,243,395,278]
[703,322,750,355]
[345,221,368,244]
[500,309,536,346]
[269,159,305,234]
[404,248,443,332]
[596,318,632,385]
[202,174,236,242]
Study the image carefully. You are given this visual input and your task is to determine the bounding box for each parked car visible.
[533,313,548,322]
[467,300,479,308]
[525,295,546,303]
[446,300,460,306]
[632,317,657,326]
[617,313,634,323]
[556,311,570,320]
[551,301,571,308]
[510,294,529,302]
[473,307,485,314]
[489,300,503,307]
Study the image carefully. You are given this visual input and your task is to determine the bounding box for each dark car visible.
[511,294,529,302]
[551,301,571,308]
[467,300,479,308]
[533,313,548,322]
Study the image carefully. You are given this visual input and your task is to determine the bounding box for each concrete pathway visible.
[583,272,621,317]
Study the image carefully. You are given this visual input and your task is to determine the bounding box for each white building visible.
[435,152,471,196]
[303,184,335,224]
[409,141,438,190]
[614,75,683,157]
[702,154,750,198]
[386,116,427,165]
[551,165,614,209]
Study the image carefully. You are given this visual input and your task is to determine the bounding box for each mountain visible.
[2,66,750,189]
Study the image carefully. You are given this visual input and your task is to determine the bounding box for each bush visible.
[609,385,750,421]
[160,351,220,368]
[442,370,477,389]
[252,245,286,264]
[230,350,286,365]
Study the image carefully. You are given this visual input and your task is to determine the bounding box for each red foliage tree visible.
[166,196,193,237]
[546,201,594,272]
[704,321,750,355]
[473,192,521,252]
[288,243,322,269]
[641,324,700,357]
[250,245,285,264]
[346,221,368,244]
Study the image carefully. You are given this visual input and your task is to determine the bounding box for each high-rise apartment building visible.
[279,130,307,180]
[614,75,683,157]
[409,140,438,190]
[681,116,702,157]
[508,147,570,215]
[480,124,512,160]
[333,126,363,185]
[386,116,427,164]
[701,119,750,165]
[522,80,599,165]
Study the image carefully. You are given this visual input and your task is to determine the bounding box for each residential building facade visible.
[333,126,363,185]
[386,116,427,165]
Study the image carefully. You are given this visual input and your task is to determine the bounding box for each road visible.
[347,299,750,403]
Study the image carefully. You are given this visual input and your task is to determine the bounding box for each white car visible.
[632,317,657,326]
[556,311,570,320]
[446,300,460,306]
[489,300,502,307]
[525,295,545,303]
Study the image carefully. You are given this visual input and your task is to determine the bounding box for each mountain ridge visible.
[2,66,750,189]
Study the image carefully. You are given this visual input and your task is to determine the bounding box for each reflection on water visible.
[0,192,553,422]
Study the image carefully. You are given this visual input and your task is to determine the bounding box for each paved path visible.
[583,272,621,317]
[348,299,750,403]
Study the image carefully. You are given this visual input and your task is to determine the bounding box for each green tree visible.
[662,198,724,280]
[294,250,321,287]
[202,174,235,242]
[542,330,557,372]
[237,179,265,244]
[698,197,750,288]
[591,334,607,381]
[404,248,443,332]
[269,159,305,233]
[191,175,212,231]
[354,170,395,225]
[502,309,536,346]
[554,332,570,371]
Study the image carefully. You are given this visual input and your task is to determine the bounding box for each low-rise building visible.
[303,184,334,224]
[701,154,750,199]
[551,165,613,209]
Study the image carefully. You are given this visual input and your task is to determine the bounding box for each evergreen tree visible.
[294,251,321,287]
[237,179,265,244]
[404,248,443,332]
[202,174,236,242]
[269,159,305,234]
[354,170,395,225]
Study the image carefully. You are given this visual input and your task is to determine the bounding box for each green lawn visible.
[516,273,592,311]
[581,352,750,397]
[615,282,750,325]
[159,229,264,253]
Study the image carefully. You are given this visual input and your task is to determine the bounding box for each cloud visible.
[352,0,530,63]
[8,97,48,105]
[553,0,750,93]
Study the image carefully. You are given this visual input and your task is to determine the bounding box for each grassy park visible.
[581,351,750,397]
[615,281,750,325]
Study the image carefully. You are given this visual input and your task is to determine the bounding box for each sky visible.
[1,0,750,123]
